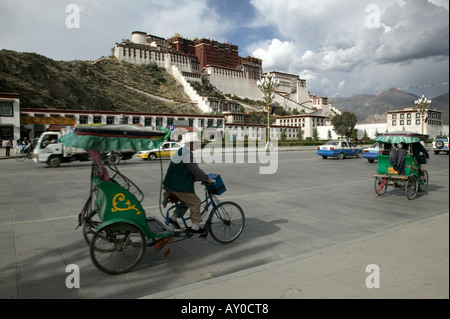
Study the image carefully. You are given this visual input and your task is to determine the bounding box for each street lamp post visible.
[257,72,280,150]
[414,95,431,135]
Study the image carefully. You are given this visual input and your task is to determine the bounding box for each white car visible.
[362,142,382,163]
[431,136,449,155]
[137,142,183,160]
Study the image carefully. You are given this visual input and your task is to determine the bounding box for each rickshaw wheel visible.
[374,177,387,196]
[405,175,418,200]
[83,219,100,245]
[90,222,146,275]
[418,170,429,192]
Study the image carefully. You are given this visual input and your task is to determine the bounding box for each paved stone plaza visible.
[0,147,448,299]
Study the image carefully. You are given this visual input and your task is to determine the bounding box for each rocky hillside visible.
[330,89,449,124]
[0,50,198,114]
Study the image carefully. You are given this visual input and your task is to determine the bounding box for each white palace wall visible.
[205,66,262,101]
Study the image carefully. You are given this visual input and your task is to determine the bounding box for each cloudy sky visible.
[1,0,448,98]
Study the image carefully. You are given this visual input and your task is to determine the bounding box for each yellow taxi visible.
[137,142,183,160]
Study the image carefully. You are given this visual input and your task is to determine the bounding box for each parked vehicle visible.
[362,142,382,163]
[137,141,183,160]
[317,140,363,159]
[431,136,449,155]
[33,126,135,167]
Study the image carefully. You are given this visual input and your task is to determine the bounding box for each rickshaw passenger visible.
[162,132,214,234]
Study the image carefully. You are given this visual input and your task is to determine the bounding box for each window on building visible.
[407,113,411,119]
[0,125,13,139]
[400,114,404,119]
[0,101,13,117]
[416,113,420,118]
[416,119,420,125]
[132,117,140,125]
[407,120,411,125]
[400,120,404,125]
[392,114,397,119]
[392,120,396,126]
[144,117,152,127]
[93,116,102,124]
[106,116,115,124]
[79,115,88,124]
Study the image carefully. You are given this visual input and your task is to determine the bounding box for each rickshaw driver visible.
[411,141,430,178]
[162,132,215,234]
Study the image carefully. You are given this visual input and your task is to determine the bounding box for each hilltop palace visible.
[0,31,446,143]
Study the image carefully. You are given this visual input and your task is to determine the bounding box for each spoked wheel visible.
[418,170,429,192]
[405,176,418,200]
[15,154,25,162]
[90,222,146,275]
[374,177,387,196]
[209,201,245,243]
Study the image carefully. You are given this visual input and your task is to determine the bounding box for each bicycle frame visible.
[164,186,220,237]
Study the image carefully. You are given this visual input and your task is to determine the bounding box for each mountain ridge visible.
[330,89,449,124]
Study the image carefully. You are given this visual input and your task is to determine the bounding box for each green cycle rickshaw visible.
[59,124,245,275]
[373,131,429,200]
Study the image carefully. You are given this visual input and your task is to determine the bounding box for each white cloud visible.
[250,39,296,72]
[248,0,449,97]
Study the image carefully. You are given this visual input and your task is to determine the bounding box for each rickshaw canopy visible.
[374,131,428,144]
[59,124,170,152]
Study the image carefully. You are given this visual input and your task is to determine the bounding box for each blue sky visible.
[1,0,449,99]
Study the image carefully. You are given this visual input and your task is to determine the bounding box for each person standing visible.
[5,139,11,157]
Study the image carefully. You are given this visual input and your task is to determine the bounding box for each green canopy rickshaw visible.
[373,131,429,200]
[60,124,176,274]
[59,124,245,275]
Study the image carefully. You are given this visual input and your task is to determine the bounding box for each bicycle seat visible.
[167,193,180,203]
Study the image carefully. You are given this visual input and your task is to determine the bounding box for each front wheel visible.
[209,202,245,244]
[47,155,61,167]
[90,222,146,275]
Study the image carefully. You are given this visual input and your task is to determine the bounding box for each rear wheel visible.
[418,170,429,192]
[405,176,418,200]
[209,202,245,243]
[108,152,121,165]
[338,152,344,160]
[90,222,146,275]
[374,177,387,195]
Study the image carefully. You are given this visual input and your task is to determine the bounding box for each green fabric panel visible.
[59,127,170,152]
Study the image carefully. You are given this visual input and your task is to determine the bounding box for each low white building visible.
[0,93,21,143]
[387,107,444,138]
